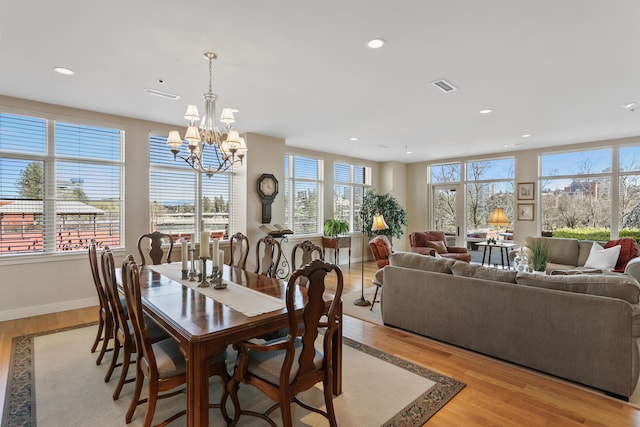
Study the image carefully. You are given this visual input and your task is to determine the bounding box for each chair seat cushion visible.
[246,337,323,385]
[152,338,226,379]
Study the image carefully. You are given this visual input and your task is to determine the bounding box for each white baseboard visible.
[0,297,98,322]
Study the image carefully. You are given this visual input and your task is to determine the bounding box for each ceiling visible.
[2,0,640,164]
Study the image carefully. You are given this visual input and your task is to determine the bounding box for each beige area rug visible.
[3,324,464,427]
[342,287,383,326]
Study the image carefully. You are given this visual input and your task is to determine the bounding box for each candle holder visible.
[210,266,226,289]
[188,248,198,281]
[181,269,188,280]
[198,257,211,287]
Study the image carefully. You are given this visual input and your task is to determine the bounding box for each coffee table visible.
[476,241,515,269]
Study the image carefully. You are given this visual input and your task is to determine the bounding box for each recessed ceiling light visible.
[405,150,412,154]
[349,137,359,141]
[54,67,74,75]
[144,88,180,100]
[521,134,531,138]
[479,109,493,114]
[366,38,385,49]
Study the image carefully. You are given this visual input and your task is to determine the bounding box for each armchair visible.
[369,235,392,268]
[410,231,471,262]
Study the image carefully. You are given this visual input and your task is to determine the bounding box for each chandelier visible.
[166,52,247,178]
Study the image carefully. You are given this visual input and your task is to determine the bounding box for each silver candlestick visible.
[198,257,211,287]
[188,248,198,281]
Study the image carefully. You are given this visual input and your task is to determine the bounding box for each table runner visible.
[147,263,286,317]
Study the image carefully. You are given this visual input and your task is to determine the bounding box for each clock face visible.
[258,174,278,198]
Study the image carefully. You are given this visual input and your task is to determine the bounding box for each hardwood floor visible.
[2,261,640,426]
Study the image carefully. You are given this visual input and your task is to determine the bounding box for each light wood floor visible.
[2,261,640,426]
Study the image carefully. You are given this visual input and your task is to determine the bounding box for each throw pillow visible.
[389,251,456,274]
[425,240,448,254]
[451,261,517,283]
[516,271,640,303]
[584,242,621,270]
[604,238,639,272]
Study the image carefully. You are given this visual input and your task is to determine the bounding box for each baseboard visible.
[0,296,97,322]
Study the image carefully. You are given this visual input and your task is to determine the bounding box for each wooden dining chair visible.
[290,239,323,271]
[227,259,343,427]
[137,231,174,266]
[88,239,113,365]
[255,235,282,278]
[121,255,234,426]
[229,232,250,269]
[101,246,168,401]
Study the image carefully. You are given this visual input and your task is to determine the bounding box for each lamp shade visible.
[166,130,183,149]
[487,208,510,227]
[371,214,389,232]
[184,105,200,122]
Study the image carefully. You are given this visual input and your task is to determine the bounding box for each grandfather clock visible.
[257,173,278,223]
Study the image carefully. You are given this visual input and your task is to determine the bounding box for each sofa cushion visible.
[516,271,640,303]
[425,240,448,254]
[604,238,639,273]
[577,241,595,266]
[389,251,455,274]
[584,243,621,270]
[451,261,517,283]
[526,237,580,266]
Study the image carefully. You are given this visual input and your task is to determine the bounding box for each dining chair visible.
[121,255,234,426]
[229,232,250,269]
[255,235,282,278]
[137,231,174,266]
[101,246,168,401]
[290,239,323,271]
[227,259,343,427]
[88,239,113,365]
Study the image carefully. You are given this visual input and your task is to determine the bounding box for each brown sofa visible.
[382,251,640,399]
[409,231,471,262]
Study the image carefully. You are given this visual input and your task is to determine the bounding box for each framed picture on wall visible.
[517,182,535,200]
[517,203,535,221]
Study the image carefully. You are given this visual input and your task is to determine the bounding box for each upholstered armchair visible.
[369,235,392,268]
[409,231,471,262]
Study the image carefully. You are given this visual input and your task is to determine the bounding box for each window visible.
[333,162,371,231]
[284,154,324,234]
[540,149,612,237]
[465,158,515,240]
[149,135,232,240]
[619,145,640,235]
[0,112,124,255]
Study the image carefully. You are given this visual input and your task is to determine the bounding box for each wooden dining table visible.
[117,263,342,427]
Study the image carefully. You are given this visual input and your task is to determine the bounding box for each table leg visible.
[185,343,209,427]
[501,248,507,269]
[481,246,488,265]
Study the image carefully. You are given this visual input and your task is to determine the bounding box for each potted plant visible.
[361,190,408,243]
[323,219,349,238]
[530,240,550,272]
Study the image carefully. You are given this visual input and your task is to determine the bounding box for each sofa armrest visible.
[446,246,468,254]
[632,305,640,338]
[624,257,640,284]
[411,247,436,256]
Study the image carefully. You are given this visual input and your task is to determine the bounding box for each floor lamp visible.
[354,213,388,306]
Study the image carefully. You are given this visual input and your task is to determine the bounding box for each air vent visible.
[144,88,180,100]
[431,79,457,93]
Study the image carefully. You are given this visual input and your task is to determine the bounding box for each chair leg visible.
[226,376,241,426]
[280,398,293,427]
[369,286,380,311]
[144,385,159,427]
[95,318,112,365]
[324,375,337,427]
[91,315,105,353]
[126,361,144,423]
[105,337,120,382]
[113,343,133,400]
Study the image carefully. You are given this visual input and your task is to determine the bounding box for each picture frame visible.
[517,182,535,200]
[517,203,535,221]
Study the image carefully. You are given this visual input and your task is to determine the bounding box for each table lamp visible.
[487,207,510,241]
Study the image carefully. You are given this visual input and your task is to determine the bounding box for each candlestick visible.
[198,256,211,287]
[189,248,197,281]
[181,239,189,279]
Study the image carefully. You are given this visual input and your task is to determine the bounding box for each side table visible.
[475,242,515,269]
[322,236,351,266]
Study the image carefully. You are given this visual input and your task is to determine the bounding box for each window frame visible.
[284,153,324,235]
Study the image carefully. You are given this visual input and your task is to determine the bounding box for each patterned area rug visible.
[2,324,464,426]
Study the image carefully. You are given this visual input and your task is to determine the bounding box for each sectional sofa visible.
[381,251,640,399]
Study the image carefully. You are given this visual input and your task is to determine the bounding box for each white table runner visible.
[147,263,286,317]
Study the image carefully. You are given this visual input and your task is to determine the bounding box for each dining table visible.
[116,261,342,427]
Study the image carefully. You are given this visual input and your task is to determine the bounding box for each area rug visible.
[3,324,464,427]
[342,287,383,326]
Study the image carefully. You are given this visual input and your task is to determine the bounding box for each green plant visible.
[530,240,550,272]
[361,190,408,240]
[323,219,349,237]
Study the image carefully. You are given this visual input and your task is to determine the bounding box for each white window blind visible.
[0,112,124,255]
[333,162,371,231]
[284,154,324,234]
